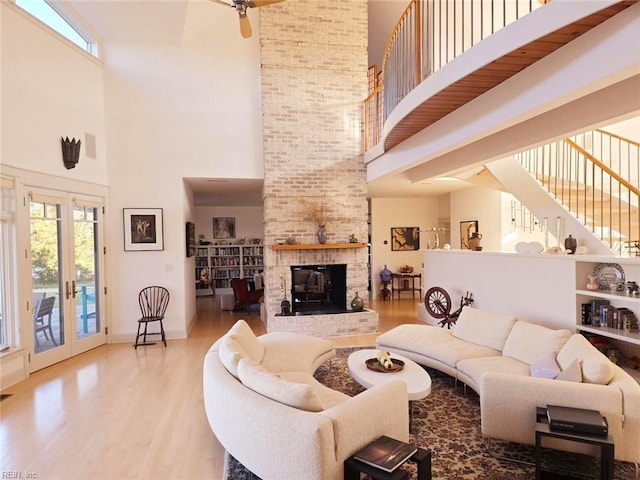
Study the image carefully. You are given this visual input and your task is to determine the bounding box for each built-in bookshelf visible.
[574,257,640,382]
[194,245,264,294]
[195,247,213,296]
[241,245,264,279]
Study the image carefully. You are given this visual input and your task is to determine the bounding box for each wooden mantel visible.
[272,243,367,251]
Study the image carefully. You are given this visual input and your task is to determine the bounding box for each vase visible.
[317,225,327,244]
[351,292,364,312]
[469,232,483,251]
[564,234,577,254]
[379,265,392,283]
[586,275,599,291]
[280,298,291,315]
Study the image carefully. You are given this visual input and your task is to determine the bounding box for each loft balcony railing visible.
[365,0,542,151]
[516,130,640,257]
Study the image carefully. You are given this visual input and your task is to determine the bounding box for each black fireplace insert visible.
[290,264,347,315]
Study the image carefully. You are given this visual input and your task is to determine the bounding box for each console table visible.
[391,273,422,300]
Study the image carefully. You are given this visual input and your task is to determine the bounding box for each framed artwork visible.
[460,220,478,250]
[213,217,235,239]
[391,227,420,251]
[186,222,195,257]
[123,208,164,251]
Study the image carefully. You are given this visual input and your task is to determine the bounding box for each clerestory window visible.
[15,0,93,54]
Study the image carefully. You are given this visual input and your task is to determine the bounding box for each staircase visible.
[513,130,639,257]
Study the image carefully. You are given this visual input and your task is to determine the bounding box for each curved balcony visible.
[365,0,637,157]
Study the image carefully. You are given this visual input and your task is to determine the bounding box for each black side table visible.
[344,447,431,480]
[535,422,614,480]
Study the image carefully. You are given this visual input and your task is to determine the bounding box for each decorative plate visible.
[365,358,405,373]
[593,263,625,290]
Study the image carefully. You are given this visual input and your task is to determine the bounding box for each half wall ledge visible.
[272,243,367,251]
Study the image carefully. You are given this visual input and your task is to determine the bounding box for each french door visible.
[28,189,106,372]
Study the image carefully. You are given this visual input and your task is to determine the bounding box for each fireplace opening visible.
[290,264,347,315]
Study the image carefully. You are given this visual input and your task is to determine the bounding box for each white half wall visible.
[423,249,576,330]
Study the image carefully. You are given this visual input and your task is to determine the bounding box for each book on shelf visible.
[591,303,638,331]
[353,435,417,473]
[581,303,592,325]
[590,299,610,326]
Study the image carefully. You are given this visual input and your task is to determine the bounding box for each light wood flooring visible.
[0,295,424,480]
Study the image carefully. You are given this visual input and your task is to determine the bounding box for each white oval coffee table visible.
[347,349,431,401]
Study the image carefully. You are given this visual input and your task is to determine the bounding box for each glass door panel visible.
[73,204,100,340]
[28,191,105,372]
[30,200,65,355]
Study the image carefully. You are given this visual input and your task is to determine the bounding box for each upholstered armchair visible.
[231,278,263,314]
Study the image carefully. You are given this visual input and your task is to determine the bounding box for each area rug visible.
[224,347,637,479]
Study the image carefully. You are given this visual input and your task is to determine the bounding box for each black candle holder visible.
[61,136,81,169]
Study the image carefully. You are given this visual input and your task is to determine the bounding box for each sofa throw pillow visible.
[556,334,592,368]
[556,358,582,382]
[556,334,614,385]
[452,306,517,351]
[530,351,561,379]
[581,355,615,385]
[219,336,247,378]
[237,358,324,412]
[502,321,571,365]
[227,319,265,363]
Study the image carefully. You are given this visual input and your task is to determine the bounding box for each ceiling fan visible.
[210,0,285,39]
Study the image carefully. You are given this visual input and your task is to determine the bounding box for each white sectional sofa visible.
[203,320,409,480]
[376,307,640,465]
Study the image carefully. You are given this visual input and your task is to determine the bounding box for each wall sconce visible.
[61,136,81,169]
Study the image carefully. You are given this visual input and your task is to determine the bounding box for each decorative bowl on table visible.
[399,265,414,274]
[365,357,405,373]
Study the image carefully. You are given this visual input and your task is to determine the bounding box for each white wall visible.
[1,1,267,342]
[451,185,560,253]
[1,4,107,183]
[183,181,197,334]
[1,4,110,368]
[370,197,441,297]
[103,2,264,340]
[194,206,263,244]
[500,192,555,252]
[450,185,502,251]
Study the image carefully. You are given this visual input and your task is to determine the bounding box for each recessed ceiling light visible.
[206,179,229,183]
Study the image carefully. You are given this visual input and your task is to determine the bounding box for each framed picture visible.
[460,220,478,250]
[123,208,164,251]
[186,222,195,257]
[213,217,235,239]
[391,227,420,251]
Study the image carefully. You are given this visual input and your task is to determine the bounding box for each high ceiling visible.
[60,0,442,206]
[55,1,636,206]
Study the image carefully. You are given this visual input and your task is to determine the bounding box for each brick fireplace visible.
[258,0,377,336]
[263,246,378,337]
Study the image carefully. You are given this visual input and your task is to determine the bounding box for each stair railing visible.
[365,0,541,151]
[516,131,640,256]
